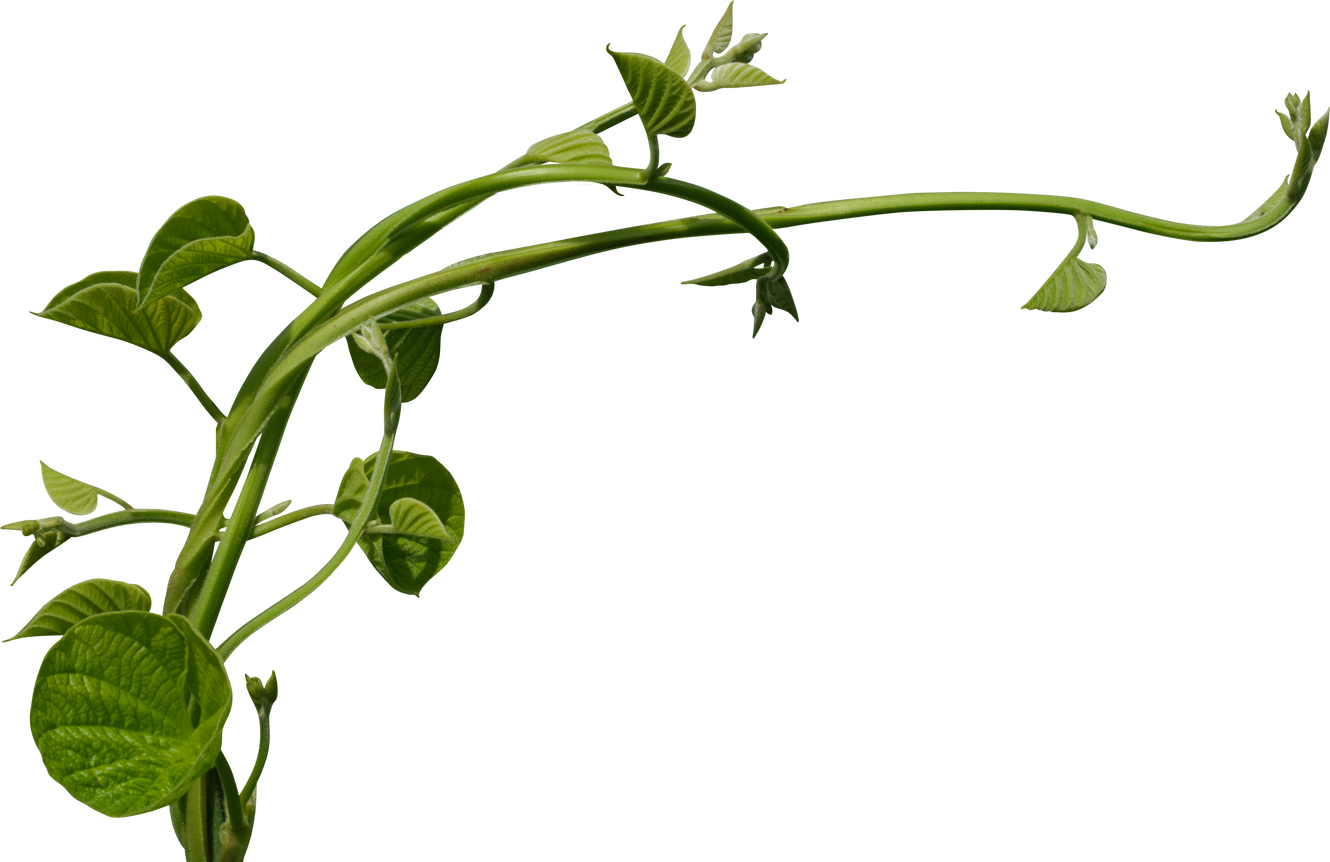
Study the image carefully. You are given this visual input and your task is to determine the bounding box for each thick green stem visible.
[184,778,210,862]
[187,367,310,638]
[215,356,404,659]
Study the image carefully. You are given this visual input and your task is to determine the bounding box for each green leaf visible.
[254,499,292,523]
[665,21,696,79]
[37,271,202,356]
[9,528,71,585]
[683,252,773,286]
[702,1,744,65]
[29,610,232,817]
[1228,166,1292,223]
[767,275,799,321]
[1022,214,1107,312]
[385,497,453,541]
[346,298,443,403]
[607,48,697,139]
[695,62,784,92]
[40,461,128,515]
[336,452,465,596]
[516,127,625,188]
[5,579,151,641]
[137,196,254,308]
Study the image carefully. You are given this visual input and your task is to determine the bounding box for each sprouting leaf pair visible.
[1278,92,1328,204]
[606,3,784,149]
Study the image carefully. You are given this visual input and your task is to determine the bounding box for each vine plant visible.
[5,3,1324,856]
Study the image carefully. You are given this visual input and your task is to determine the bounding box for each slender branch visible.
[4,504,333,547]
[160,345,224,423]
[239,705,271,809]
[254,248,327,299]
[378,283,494,331]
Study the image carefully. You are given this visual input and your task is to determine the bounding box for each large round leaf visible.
[29,611,232,817]
[345,298,443,403]
[6,578,151,642]
[37,271,202,356]
[137,196,254,307]
[335,451,464,596]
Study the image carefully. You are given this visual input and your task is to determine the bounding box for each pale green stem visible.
[644,134,661,181]
[4,505,332,544]
[578,100,637,134]
[212,752,243,830]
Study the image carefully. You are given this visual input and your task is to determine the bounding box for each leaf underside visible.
[38,272,202,356]
[526,129,612,166]
[12,529,72,584]
[1023,255,1107,312]
[700,63,784,91]
[6,578,151,641]
[607,49,697,139]
[138,196,254,307]
[346,298,443,402]
[40,461,103,515]
[664,26,690,77]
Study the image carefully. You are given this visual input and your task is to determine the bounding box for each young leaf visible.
[1022,214,1107,312]
[767,275,799,321]
[508,127,622,188]
[254,499,292,523]
[246,671,278,712]
[40,461,130,515]
[37,271,202,356]
[385,497,454,542]
[702,0,744,64]
[695,62,784,92]
[337,452,465,596]
[1271,86,1324,204]
[683,252,773,286]
[9,528,71,585]
[606,48,697,139]
[29,611,232,817]
[1243,178,1289,223]
[345,298,443,403]
[137,196,254,308]
[5,578,151,641]
[665,21,696,79]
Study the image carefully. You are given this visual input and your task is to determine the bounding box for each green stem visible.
[239,707,271,809]
[578,100,637,134]
[215,359,401,667]
[377,280,497,331]
[8,505,333,545]
[643,134,661,181]
[254,248,327,299]
[212,750,251,851]
[184,778,210,862]
[165,351,226,425]
[187,367,310,638]
[757,189,1295,242]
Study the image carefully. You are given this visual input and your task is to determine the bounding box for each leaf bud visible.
[733,33,764,63]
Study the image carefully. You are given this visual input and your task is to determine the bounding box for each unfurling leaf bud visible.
[733,33,764,63]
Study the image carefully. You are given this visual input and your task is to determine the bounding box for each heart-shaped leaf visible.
[137,196,254,308]
[346,298,443,403]
[38,272,202,357]
[30,610,232,817]
[5,579,151,641]
[607,48,697,139]
[336,452,465,596]
[40,461,129,515]
[1023,213,1107,312]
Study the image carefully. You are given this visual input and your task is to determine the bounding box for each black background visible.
[7,3,1319,856]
